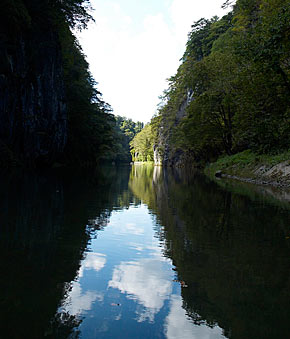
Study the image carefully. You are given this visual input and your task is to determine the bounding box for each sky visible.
[78,0,231,123]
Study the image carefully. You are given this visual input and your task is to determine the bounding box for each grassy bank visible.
[205,150,290,187]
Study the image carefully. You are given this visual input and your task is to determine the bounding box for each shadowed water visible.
[0,165,289,338]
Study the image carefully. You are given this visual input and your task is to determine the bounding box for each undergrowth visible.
[206,150,290,177]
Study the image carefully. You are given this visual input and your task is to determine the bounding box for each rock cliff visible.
[0,12,67,166]
[154,89,194,167]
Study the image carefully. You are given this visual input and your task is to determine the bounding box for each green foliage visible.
[217,149,290,167]
[0,0,116,167]
[206,149,290,180]
[53,4,115,165]
[52,0,94,30]
[150,0,290,164]
[130,124,155,162]
[109,116,144,163]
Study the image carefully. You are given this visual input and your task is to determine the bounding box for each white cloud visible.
[124,222,144,235]
[165,294,226,339]
[128,242,144,252]
[78,0,230,122]
[111,2,121,13]
[79,252,107,277]
[110,220,145,235]
[108,258,172,322]
[59,252,106,316]
[61,281,103,316]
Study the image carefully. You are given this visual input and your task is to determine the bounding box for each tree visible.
[130,124,154,162]
[149,0,290,164]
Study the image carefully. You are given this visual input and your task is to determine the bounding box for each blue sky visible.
[78,0,231,122]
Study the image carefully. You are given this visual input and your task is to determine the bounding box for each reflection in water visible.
[0,166,133,338]
[79,252,107,277]
[56,197,224,339]
[109,257,172,323]
[130,165,290,339]
[60,252,107,316]
[0,164,289,338]
[62,281,101,316]
[165,295,225,339]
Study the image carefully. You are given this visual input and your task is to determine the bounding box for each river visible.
[0,164,289,338]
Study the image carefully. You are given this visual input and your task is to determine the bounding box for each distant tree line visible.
[108,116,143,163]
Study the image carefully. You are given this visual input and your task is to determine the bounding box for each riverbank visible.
[205,150,290,188]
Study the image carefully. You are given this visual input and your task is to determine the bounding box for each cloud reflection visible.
[110,221,145,236]
[165,295,225,339]
[124,222,144,235]
[108,258,172,322]
[61,281,104,316]
[79,252,107,277]
[60,252,106,316]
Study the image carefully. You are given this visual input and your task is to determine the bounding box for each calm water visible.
[0,165,289,338]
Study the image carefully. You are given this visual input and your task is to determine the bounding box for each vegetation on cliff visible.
[205,149,290,186]
[0,0,136,167]
[131,0,290,165]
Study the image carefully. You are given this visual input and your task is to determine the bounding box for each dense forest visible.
[1,0,288,168]
[0,0,141,168]
[131,0,290,166]
[111,116,143,163]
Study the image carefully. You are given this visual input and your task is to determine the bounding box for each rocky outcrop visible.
[220,161,290,188]
[154,89,193,167]
[153,145,162,165]
[0,23,67,166]
[207,158,290,188]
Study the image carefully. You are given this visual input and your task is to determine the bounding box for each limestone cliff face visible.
[154,89,194,167]
[0,26,67,166]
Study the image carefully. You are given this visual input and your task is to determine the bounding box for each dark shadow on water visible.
[0,165,133,338]
[129,165,290,339]
[1,164,289,338]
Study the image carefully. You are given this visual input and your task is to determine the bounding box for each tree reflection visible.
[0,165,132,338]
[1,165,289,338]
[47,312,81,338]
[129,165,290,339]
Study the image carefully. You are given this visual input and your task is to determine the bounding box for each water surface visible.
[0,165,289,338]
